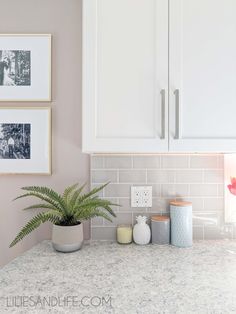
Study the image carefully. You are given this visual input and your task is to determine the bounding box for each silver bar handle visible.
[174,89,181,139]
[160,89,165,139]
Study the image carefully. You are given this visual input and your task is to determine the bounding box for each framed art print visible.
[0,107,51,174]
[0,34,51,101]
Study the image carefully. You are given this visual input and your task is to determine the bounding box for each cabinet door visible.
[169,0,236,152]
[83,0,168,153]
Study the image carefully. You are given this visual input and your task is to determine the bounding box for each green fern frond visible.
[75,208,113,222]
[14,192,64,213]
[92,199,119,217]
[21,186,67,210]
[77,182,109,203]
[99,204,118,217]
[75,198,118,217]
[70,183,87,211]
[62,183,78,204]
[75,201,117,222]
[22,203,61,212]
[9,211,61,248]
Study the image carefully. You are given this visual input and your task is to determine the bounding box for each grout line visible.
[91,167,222,171]
[91,210,224,215]
[100,196,222,200]
[92,221,228,230]
[92,154,222,156]
[102,196,226,200]
[92,181,223,185]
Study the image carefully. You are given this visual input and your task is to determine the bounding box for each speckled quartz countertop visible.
[1,240,236,314]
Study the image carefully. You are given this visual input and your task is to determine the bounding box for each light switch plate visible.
[131,186,152,208]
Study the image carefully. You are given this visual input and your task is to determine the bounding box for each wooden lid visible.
[170,201,192,207]
[151,215,170,222]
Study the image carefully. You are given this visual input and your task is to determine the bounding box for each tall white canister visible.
[170,201,192,247]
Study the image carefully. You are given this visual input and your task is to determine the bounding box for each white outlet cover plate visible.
[131,186,152,208]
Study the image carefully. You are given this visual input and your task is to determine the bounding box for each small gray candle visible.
[151,216,170,245]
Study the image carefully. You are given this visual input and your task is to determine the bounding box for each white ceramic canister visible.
[133,216,151,245]
[170,201,192,248]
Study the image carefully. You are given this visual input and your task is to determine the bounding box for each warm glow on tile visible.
[224,154,236,222]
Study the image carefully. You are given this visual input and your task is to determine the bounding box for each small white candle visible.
[117,224,132,244]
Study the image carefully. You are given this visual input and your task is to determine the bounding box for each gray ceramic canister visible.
[151,216,170,245]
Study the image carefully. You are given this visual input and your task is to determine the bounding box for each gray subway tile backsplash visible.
[175,170,203,183]
[91,156,104,169]
[203,198,224,211]
[151,184,161,197]
[190,155,218,169]
[161,155,189,168]
[104,156,132,168]
[91,227,116,241]
[104,212,132,226]
[91,170,117,183]
[193,226,204,240]
[177,197,204,211]
[91,216,104,226]
[204,169,224,183]
[91,154,233,240]
[151,198,170,212]
[133,156,160,168]
[218,155,224,168]
[192,212,221,226]
[161,184,189,198]
[118,198,139,212]
[119,170,146,183]
[147,170,175,183]
[218,184,224,197]
[189,184,218,197]
[104,184,131,197]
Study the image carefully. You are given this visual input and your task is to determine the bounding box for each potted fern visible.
[10,183,117,252]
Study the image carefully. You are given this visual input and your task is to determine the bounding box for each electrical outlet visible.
[131,186,152,208]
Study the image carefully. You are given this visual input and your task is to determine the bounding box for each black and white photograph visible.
[0,123,31,159]
[0,107,51,174]
[0,50,31,86]
[0,34,51,101]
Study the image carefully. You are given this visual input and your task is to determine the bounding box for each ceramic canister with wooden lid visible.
[170,201,192,248]
[151,215,170,245]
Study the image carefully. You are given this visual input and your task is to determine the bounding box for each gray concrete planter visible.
[52,223,83,253]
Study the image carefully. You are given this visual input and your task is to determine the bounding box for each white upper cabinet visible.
[83,0,236,153]
[169,0,236,152]
[83,0,168,153]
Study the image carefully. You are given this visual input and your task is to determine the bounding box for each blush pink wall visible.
[0,0,90,267]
